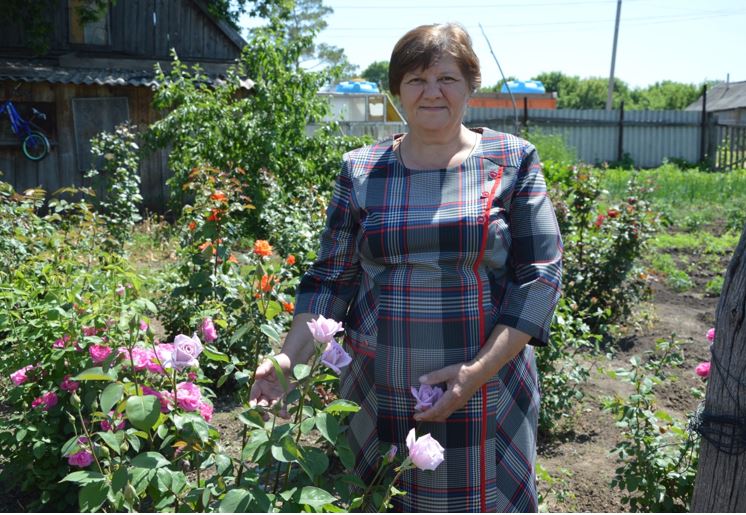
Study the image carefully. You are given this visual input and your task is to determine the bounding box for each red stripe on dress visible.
[473,165,504,512]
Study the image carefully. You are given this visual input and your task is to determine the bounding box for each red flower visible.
[253,240,273,257]
[607,208,620,218]
[227,254,238,264]
[198,241,212,252]
[207,208,222,222]
[285,254,296,266]
[188,221,197,231]
[259,274,273,293]
[210,192,227,202]
[282,302,295,313]
[594,214,606,229]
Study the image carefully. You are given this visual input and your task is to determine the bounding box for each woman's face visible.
[398,54,471,135]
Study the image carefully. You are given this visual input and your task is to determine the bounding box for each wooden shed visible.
[0,0,250,211]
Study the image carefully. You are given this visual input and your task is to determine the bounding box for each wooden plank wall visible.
[0,81,172,213]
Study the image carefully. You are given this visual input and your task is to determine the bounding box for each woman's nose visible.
[423,79,442,99]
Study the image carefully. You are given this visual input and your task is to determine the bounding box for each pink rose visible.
[139,320,149,332]
[170,334,203,370]
[405,428,445,471]
[68,450,94,468]
[101,411,125,432]
[411,384,444,412]
[82,326,98,337]
[142,386,172,413]
[199,401,214,422]
[321,341,352,374]
[89,345,112,364]
[115,285,125,297]
[32,391,58,411]
[706,327,715,344]
[175,382,202,412]
[10,365,34,386]
[60,375,79,393]
[306,314,343,344]
[200,318,218,343]
[695,362,711,378]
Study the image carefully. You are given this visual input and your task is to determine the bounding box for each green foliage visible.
[362,60,390,91]
[532,71,701,110]
[538,299,600,433]
[86,123,143,253]
[603,336,699,512]
[551,165,660,331]
[527,129,577,169]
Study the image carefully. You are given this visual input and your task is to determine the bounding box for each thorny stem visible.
[377,466,408,512]
[235,425,248,485]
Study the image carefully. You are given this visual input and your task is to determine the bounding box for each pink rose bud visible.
[89,344,112,364]
[405,428,445,471]
[695,361,711,379]
[31,391,58,411]
[200,318,218,343]
[68,450,94,468]
[10,364,34,386]
[384,444,397,464]
[139,320,149,332]
[706,327,715,344]
[306,314,343,344]
[320,341,352,374]
[411,384,444,412]
[115,284,126,296]
[199,401,214,422]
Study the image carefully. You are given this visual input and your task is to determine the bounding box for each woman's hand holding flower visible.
[412,362,485,423]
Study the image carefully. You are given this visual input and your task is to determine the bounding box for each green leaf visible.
[130,451,170,468]
[268,356,289,393]
[203,345,230,363]
[61,470,106,485]
[300,416,316,434]
[324,399,360,415]
[336,439,356,470]
[271,443,296,463]
[293,364,311,381]
[16,428,27,442]
[242,431,270,462]
[182,417,210,444]
[238,409,266,429]
[111,467,128,493]
[96,431,123,455]
[79,481,109,512]
[298,486,336,509]
[298,446,329,480]
[100,383,124,414]
[126,395,160,431]
[260,324,281,343]
[264,301,282,320]
[220,489,255,512]
[73,367,115,382]
[315,413,340,444]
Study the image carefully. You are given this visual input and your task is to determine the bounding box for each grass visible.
[648,253,694,292]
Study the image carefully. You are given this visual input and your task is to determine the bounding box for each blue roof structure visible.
[500,80,546,94]
[334,80,380,94]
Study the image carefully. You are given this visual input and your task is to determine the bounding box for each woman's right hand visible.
[249,352,293,417]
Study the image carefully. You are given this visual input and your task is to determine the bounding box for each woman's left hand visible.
[413,362,486,423]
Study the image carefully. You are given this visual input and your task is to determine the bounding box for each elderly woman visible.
[251,23,563,512]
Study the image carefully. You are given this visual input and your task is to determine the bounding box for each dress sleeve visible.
[496,145,563,346]
[294,155,362,321]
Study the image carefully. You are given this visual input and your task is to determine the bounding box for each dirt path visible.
[537,281,718,512]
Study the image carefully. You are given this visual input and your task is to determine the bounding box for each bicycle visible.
[0,95,51,161]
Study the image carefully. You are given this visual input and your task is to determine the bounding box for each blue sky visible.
[240,0,746,89]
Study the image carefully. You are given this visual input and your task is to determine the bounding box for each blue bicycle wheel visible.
[22,131,50,161]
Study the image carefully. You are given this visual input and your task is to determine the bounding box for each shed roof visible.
[686,80,746,112]
[0,58,253,90]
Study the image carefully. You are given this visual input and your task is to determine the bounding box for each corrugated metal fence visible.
[464,107,705,168]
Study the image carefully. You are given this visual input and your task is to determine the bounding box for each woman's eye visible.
[407,78,423,84]
[440,76,457,83]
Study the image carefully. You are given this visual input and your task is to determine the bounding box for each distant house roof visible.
[686,80,746,112]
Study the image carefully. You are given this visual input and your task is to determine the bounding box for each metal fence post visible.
[617,100,625,162]
[700,84,708,165]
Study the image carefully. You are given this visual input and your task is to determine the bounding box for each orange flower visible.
[188,221,197,232]
[207,208,222,222]
[210,191,227,202]
[285,254,296,266]
[253,240,273,257]
[227,254,238,264]
[282,301,295,313]
[198,241,212,252]
[259,274,273,293]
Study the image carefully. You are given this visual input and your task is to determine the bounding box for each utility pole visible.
[606,0,622,111]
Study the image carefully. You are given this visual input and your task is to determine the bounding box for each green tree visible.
[532,72,631,109]
[362,60,390,91]
[628,81,701,110]
[263,0,357,77]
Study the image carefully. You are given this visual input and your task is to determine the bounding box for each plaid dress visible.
[295,128,563,512]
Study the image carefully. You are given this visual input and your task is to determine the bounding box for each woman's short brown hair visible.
[388,23,481,96]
